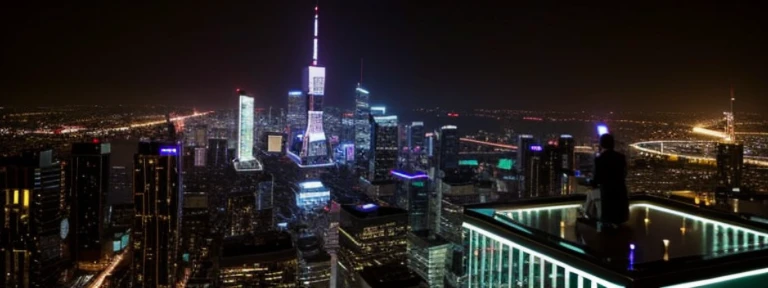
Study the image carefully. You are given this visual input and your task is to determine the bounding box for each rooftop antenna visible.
[311,2,319,66]
[360,58,364,85]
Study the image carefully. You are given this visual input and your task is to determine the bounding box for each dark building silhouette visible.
[71,142,111,267]
[717,142,744,191]
[438,125,460,173]
[206,138,229,168]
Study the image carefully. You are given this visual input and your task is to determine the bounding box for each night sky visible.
[2,1,765,113]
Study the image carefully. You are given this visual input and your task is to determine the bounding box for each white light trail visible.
[692,127,727,139]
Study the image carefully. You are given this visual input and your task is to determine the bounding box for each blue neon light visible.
[289,91,302,96]
[530,145,542,152]
[597,124,609,136]
[159,147,178,156]
[390,170,429,180]
[356,87,369,94]
[356,203,378,212]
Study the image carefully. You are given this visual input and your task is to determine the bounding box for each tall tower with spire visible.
[724,85,736,142]
[287,4,334,168]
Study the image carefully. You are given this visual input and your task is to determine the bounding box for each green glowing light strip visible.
[497,204,582,214]
[662,267,768,288]
[632,203,768,239]
[463,222,624,288]
[559,241,586,254]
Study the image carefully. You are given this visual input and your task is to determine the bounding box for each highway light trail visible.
[87,249,129,288]
[630,140,768,167]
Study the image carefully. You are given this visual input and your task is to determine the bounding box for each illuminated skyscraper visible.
[234,90,263,171]
[392,170,430,232]
[338,204,408,287]
[287,90,306,132]
[408,122,425,152]
[341,112,355,144]
[517,135,542,197]
[71,142,111,268]
[369,115,399,182]
[354,85,371,163]
[218,232,298,287]
[0,150,66,287]
[370,106,386,116]
[288,4,333,168]
[238,91,254,160]
[132,142,182,287]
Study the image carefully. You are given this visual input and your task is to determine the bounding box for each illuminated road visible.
[20,111,214,135]
[459,138,595,154]
[87,249,129,288]
[630,140,768,167]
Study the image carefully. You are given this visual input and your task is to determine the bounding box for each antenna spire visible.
[312,4,319,66]
[360,58,364,84]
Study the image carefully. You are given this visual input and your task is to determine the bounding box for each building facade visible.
[0,150,66,287]
[218,232,298,287]
[369,115,399,182]
[132,142,182,287]
[355,85,371,166]
[71,142,111,268]
[338,204,408,287]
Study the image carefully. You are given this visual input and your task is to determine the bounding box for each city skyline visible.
[2,1,765,112]
[2,2,768,287]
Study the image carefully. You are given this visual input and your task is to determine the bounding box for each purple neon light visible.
[530,145,543,152]
[390,170,429,180]
[159,147,178,156]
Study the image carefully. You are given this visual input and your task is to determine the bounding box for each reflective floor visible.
[499,203,768,267]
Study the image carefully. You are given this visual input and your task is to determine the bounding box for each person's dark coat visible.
[592,149,629,224]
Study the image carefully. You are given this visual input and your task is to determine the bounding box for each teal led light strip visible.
[632,203,768,239]
[463,222,624,288]
[498,204,582,215]
[662,267,768,288]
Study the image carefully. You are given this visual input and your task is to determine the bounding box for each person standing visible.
[591,134,629,226]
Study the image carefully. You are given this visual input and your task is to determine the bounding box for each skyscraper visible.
[287,90,306,133]
[392,170,430,232]
[207,138,229,168]
[234,90,263,171]
[438,125,460,173]
[288,4,333,168]
[517,135,542,197]
[408,122,425,152]
[341,112,355,144]
[717,142,744,192]
[0,150,66,287]
[558,134,576,195]
[194,125,207,147]
[369,115,399,182]
[132,142,182,287]
[338,204,408,287]
[540,143,561,196]
[71,142,111,267]
[355,85,371,164]
[218,232,298,287]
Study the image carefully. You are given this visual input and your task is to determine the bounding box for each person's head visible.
[600,134,615,151]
